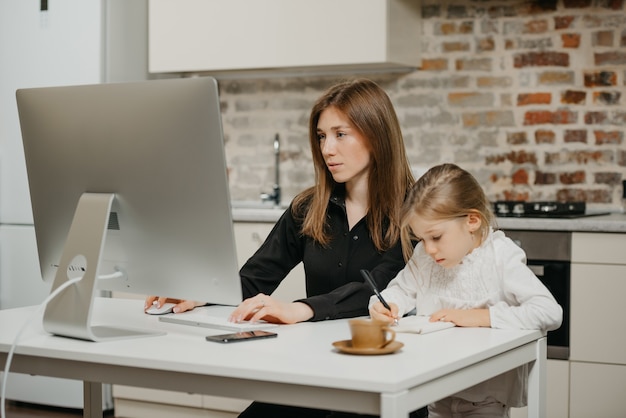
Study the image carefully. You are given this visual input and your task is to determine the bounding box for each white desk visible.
[0,298,546,418]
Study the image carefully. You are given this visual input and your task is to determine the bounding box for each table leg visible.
[83,381,103,418]
[527,336,547,418]
[380,390,410,418]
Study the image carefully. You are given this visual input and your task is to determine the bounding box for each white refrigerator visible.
[0,0,148,409]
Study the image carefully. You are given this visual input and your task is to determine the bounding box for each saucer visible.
[332,339,404,355]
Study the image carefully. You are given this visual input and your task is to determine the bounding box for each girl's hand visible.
[144,296,201,314]
[228,293,314,324]
[430,308,491,327]
[369,301,399,324]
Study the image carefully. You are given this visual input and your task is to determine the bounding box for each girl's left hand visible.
[430,308,491,327]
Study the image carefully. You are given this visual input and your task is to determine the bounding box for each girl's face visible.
[317,107,371,187]
[409,214,481,268]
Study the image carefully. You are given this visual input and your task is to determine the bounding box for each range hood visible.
[148,0,422,77]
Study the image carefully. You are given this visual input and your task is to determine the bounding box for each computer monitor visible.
[16,77,243,341]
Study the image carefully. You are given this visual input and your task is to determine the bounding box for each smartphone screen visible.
[205,330,278,343]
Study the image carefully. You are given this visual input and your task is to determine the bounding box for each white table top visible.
[0,298,544,416]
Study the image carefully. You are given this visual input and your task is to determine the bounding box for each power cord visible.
[1,277,82,418]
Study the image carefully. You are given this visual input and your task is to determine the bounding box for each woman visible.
[147,79,424,417]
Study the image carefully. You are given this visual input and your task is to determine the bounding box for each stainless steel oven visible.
[502,229,570,360]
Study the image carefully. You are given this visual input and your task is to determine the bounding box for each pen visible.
[360,269,398,325]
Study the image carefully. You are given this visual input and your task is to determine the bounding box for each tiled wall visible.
[219,0,626,212]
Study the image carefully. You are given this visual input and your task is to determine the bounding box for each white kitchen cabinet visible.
[568,232,626,417]
[148,0,421,75]
[569,362,626,418]
[509,359,570,418]
[113,221,305,417]
[570,233,626,364]
[233,222,306,301]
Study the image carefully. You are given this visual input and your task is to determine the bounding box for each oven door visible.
[527,260,570,360]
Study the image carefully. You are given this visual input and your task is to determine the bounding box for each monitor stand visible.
[42,193,164,342]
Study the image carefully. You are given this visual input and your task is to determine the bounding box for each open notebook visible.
[159,305,279,332]
[394,315,455,334]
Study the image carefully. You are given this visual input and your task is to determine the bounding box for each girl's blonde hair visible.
[399,163,495,261]
[292,79,414,251]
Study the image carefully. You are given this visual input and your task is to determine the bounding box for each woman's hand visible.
[429,308,491,327]
[228,293,314,324]
[369,301,399,324]
[144,296,201,314]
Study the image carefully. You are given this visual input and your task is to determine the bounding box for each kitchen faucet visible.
[260,133,281,207]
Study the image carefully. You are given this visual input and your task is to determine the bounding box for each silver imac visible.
[16,77,242,341]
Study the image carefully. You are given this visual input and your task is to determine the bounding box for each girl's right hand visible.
[369,301,399,324]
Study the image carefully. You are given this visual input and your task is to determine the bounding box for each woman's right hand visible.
[369,301,399,324]
[144,296,199,314]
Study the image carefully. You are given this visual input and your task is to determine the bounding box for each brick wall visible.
[219,0,626,212]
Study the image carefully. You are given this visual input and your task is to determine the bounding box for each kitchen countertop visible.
[233,207,626,233]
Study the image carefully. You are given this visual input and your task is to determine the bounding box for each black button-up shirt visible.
[240,190,406,321]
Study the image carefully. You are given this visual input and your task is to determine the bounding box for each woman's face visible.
[316,107,371,187]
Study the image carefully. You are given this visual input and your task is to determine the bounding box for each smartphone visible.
[205,330,278,343]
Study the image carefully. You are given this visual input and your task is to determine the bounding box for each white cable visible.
[1,277,82,418]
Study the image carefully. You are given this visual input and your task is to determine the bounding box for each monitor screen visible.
[16,77,242,341]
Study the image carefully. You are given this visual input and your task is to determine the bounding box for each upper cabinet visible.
[148,0,421,75]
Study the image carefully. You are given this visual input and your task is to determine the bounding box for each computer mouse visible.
[146,302,176,315]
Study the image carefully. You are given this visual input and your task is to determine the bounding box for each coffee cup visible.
[348,318,395,349]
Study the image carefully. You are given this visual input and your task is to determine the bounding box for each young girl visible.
[369,163,563,418]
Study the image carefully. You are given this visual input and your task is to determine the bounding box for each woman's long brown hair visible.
[292,79,414,252]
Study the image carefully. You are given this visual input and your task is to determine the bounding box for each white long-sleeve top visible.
[369,229,563,407]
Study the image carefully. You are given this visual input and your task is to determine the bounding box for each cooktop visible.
[492,201,609,218]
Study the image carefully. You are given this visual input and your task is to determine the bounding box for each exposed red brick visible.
[514,52,569,68]
[595,172,622,185]
[564,129,587,143]
[507,132,528,145]
[477,37,495,52]
[593,30,614,47]
[595,51,626,66]
[443,42,471,52]
[535,130,556,144]
[563,0,592,7]
[555,16,575,29]
[524,109,577,125]
[421,58,448,71]
[524,20,549,34]
[456,58,492,71]
[538,71,575,85]
[440,22,457,35]
[535,171,557,185]
[512,169,529,184]
[584,71,617,87]
[561,90,586,104]
[448,92,493,107]
[593,91,621,105]
[594,130,623,145]
[557,188,612,203]
[477,76,512,88]
[485,150,537,165]
[462,113,480,128]
[562,33,581,48]
[560,171,586,184]
[518,93,551,105]
[584,111,608,124]
[502,190,530,201]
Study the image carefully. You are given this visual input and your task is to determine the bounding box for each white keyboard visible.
[159,309,278,332]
